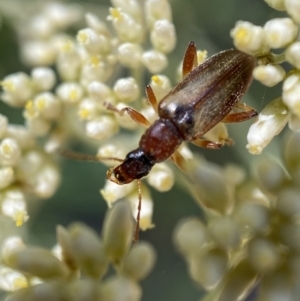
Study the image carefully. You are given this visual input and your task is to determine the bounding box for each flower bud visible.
[286,42,300,69]
[283,130,300,173]
[120,241,156,280]
[145,0,172,29]
[253,64,285,87]
[0,138,21,167]
[108,8,143,43]
[31,67,56,91]
[101,276,142,301]
[248,238,280,273]
[85,116,118,140]
[113,77,139,102]
[1,73,33,107]
[233,202,269,235]
[102,201,134,263]
[141,50,168,73]
[173,217,210,256]
[188,248,228,290]
[56,82,83,103]
[230,21,268,55]
[147,163,174,192]
[264,0,285,10]
[150,19,176,53]
[277,187,300,217]
[68,223,108,278]
[253,156,289,193]
[285,0,300,23]
[117,43,143,69]
[0,266,28,291]
[187,160,234,214]
[5,247,69,280]
[150,75,171,102]
[264,18,298,48]
[247,97,288,154]
[1,189,28,226]
[283,73,300,117]
[208,217,241,250]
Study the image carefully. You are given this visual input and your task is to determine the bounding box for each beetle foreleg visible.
[104,102,151,127]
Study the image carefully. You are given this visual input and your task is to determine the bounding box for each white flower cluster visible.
[231,1,300,154]
[0,0,178,230]
[175,134,300,300]
[0,202,156,301]
[0,114,60,226]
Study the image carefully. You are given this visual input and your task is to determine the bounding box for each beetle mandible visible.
[103,42,257,241]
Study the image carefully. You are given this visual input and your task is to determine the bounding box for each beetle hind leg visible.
[182,41,198,78]
[222,102,258,123]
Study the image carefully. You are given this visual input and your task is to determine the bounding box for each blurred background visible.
[0,0,286,300]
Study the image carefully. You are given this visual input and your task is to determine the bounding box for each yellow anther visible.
[151,75,162,85]
[1,80,15,92]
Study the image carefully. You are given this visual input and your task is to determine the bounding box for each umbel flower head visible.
[174,130,300,300]
[0,0,179,229]
[1,201,156,301]
[230,0,300,154]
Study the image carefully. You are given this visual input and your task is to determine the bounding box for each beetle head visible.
[106,149,153,185]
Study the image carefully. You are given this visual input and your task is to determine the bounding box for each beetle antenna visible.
[59,148,123,163]
[133,179,142,243]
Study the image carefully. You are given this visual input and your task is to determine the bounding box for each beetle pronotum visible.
[63,42,257,242]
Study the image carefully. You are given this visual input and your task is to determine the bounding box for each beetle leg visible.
[59,149,123,163]
[182,41,198,78]
[222,102,258,123]
[170,150,187,172]
[191,138,224,149]
[104,102,151,127]
[145,85,158,113]
[133,179,142,243]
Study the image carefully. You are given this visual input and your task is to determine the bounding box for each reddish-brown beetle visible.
[64,42,257,241]
[102,42,257,241]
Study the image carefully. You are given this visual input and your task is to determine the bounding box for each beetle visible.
[102,42,257,240]
[62,42,257,241]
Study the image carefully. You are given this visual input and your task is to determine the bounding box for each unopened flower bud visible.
[247,97,288,154]
[31,67,56,91]
[253,64,285,87]
[108,8,143,43]
[264,0,285,10]
[142,50,168,73]
[285,0,300,23]
[68,223,108,278]
[286,42,300,69]
[0,138,21,167]
[117,43,143,69]
[230,21,268,55]
[150,19,176,53]
[85,116,118,140]
[102,201,134,263]
[173,217,210,256]
[145,0,172,29]
[120,241,156,280]
[264,18,298,49]
[101,276,142,301]
[113,77,139,102]
[147,163,174,191]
